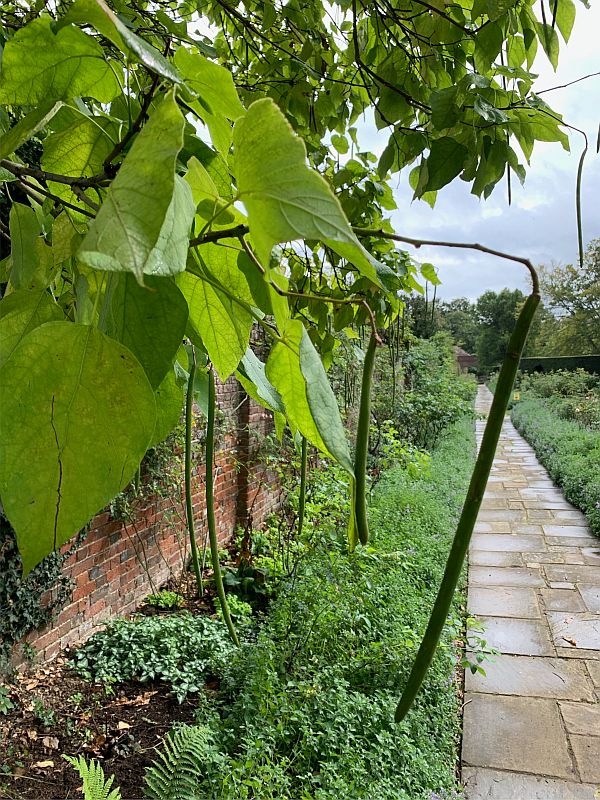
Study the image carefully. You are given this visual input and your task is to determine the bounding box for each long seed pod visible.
[395,290,539,722]
[184,345,203,596]
[297,436,308,538]
[206,368,240,646]
[354,331,378,546]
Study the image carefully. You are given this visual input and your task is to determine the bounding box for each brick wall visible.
[24,376,282,664]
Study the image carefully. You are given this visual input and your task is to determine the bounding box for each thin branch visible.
[353,228,540,294]
[0,159,109,188]
[17,179,96,219]
[103,72,161,168]
[536,70,600,95]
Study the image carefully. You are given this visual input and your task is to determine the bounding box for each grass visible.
[511,398,600,536]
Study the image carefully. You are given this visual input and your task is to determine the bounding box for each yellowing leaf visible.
[0,322,156,574]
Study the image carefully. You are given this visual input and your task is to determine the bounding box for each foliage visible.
[476,288,526,372]
[512,398,600,536]
[63,755,121,800]
[536,239,600,355]
[146,415,475,799]
[0,685,14,715]
[0,512,80,672]
[0,0,580,572]
[518,369,600,430]
[72,613,236,703]
[145,724,225,800]
[145,591,185,610]
[376,334,475,450]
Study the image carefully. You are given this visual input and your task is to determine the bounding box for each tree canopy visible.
[0,0,582,571]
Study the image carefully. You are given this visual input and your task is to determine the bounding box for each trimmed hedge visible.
[519,355,600,374]
[511,398,600,536]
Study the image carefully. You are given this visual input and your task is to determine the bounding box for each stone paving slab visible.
[463,694,576,778]
[468,587,541,618]
[465,654,594,700]
[462,768,598,799]
[469,565,545,587]
[469,615,554,655]
[463,387,600,798]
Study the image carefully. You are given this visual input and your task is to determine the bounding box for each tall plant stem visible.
[395,290,539,722]
[298,437,308,538]
[206,368,240,646]
[185,345,203,596]
[354,331,378,546]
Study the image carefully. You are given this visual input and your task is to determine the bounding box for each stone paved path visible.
[462,386,600,799]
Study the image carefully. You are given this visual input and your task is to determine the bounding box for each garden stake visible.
[184,345,203,597]
[395,289,539,722]
[354,331,378,545]
[298,436,308,538]
[206,368,240,646]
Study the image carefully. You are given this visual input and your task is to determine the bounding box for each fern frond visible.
[144,725,212,800]
[63,755,121,800]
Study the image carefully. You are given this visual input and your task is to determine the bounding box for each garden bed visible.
[1,413,476,799]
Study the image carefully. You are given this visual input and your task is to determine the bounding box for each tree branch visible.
[352,228,540,294]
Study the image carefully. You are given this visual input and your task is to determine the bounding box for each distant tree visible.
[538,240,600,354]
[438,298,478,354]
[476,289,526,371]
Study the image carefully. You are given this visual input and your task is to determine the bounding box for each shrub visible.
[72,613,236,703]
[511,399,600,535]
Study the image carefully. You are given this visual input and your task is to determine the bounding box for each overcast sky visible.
[361,5,600,301]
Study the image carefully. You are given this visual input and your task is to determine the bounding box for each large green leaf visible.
[233,98,382,285]
[236,347,284,414]
[0,322,156,574]
[178,245,253,381]
[62,0,182,84]
[423,138,468,192]
[150,367,184,447]
[78,93,195,283]
[0,101,63,160]
[103,274,189,389]
[41,106,118,212]
[298,329,353,475]
[0,17,122,105]
[174,48,244,120]
[265,319,352,472]
[7,204,55,292]
[0,290,64,368]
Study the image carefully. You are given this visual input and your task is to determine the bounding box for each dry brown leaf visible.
[33,760,54,769]
[26,729,38,741]
[117,721,131,730]
[42,735,59,750]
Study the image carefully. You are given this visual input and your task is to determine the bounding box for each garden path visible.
[462,385,600,799]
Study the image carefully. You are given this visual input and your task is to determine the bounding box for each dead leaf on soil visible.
[117,720,131,730]
[26,729,38,741]
[42,735,59,749]
[33,760,54,769]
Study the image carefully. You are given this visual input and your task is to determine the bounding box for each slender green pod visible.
[297,436,308,538]
[354,331,378,546]
[206,368,240,646]
[395,291,540,722]
[184,345,203,596]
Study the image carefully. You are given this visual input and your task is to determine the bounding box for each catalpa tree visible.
[0,0,581,714]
